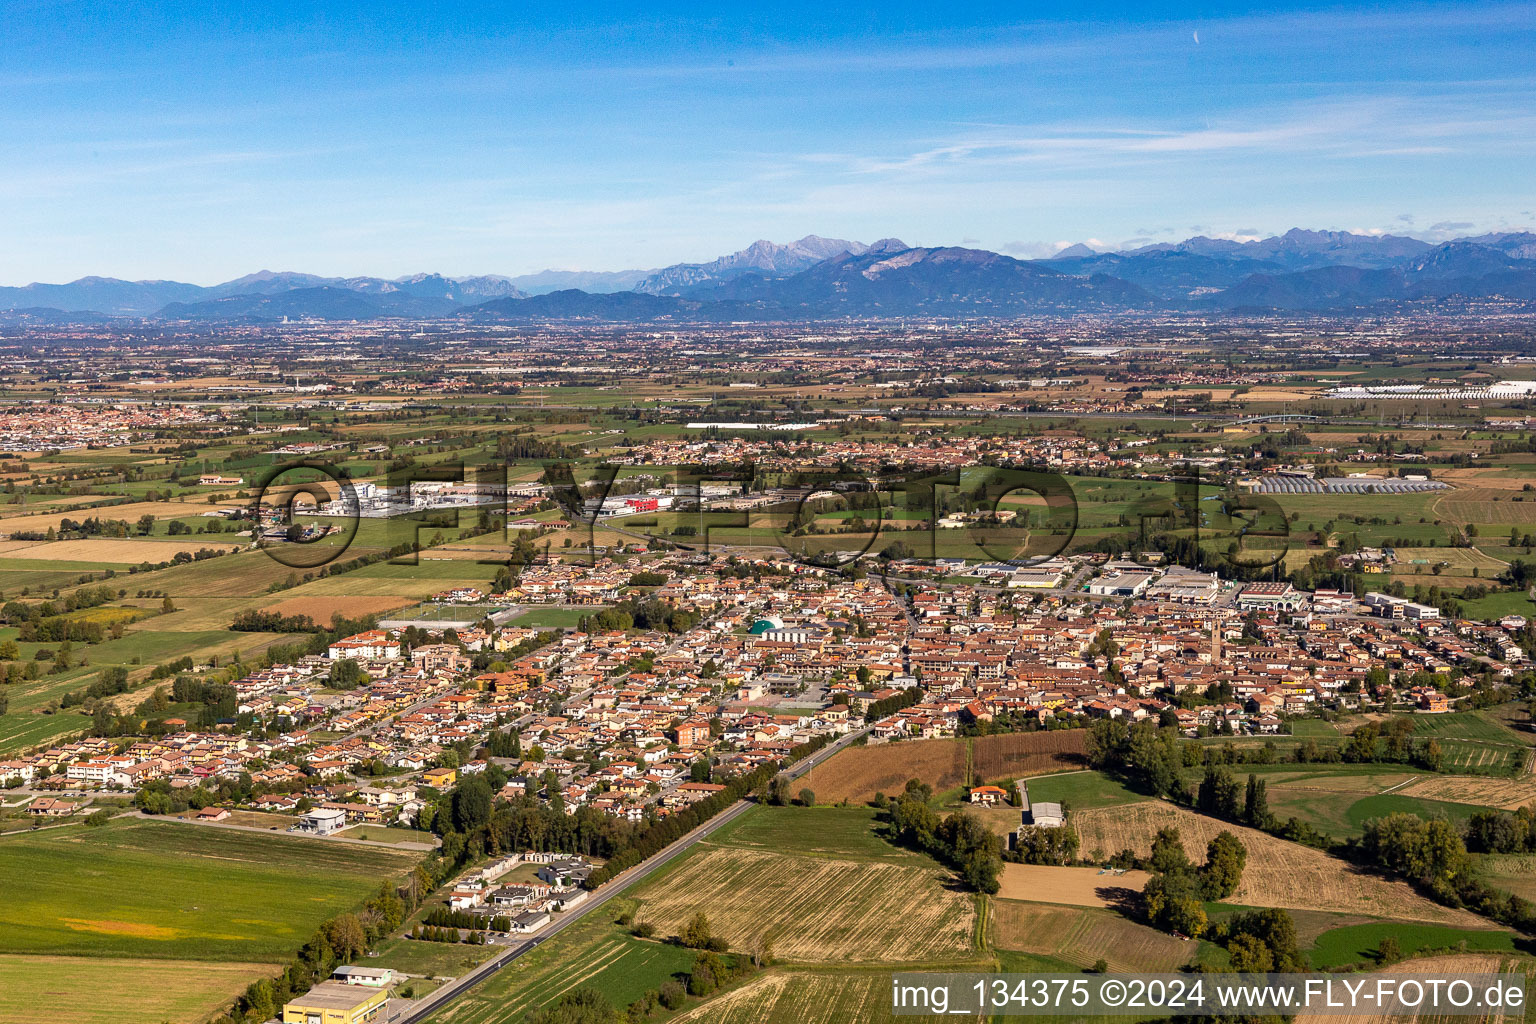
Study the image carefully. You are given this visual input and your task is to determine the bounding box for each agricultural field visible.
[0,538,246,562]
[0,817,423,962]
[801,731,1087,806]
[632,805,977,963]
[633,845,975,963]
[669,970,905,1024]
[0,953,276,1024]
[1256,768,1467,837]
[1069,801,1484,925]
[995,864,1150,910]
[425,897,700,1024]
[260,593,417,622]
[989,901,1196,972]
[1396,775,1536,811]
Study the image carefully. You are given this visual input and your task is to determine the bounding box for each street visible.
[387,722,867,1023]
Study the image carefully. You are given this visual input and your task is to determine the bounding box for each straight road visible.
[389,724,867,1024]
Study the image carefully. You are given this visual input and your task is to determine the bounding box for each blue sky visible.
[2,0,1534,283]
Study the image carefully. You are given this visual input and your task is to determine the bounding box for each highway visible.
[388,723,869,1024]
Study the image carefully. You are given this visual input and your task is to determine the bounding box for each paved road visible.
[388,724,868,1024]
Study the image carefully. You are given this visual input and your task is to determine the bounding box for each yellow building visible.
[282,982,388,1024]
[422,767,457,788]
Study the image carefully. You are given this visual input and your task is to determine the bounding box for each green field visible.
[702,805,929,863]
[0,818,422,962]
[424,897,698,1024]
[369,935,501,980]
[1023,771,1148,810]
[506,605,592,630]
[1309,921,1517,969]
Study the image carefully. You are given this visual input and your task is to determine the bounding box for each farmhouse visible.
[968,785,1008,805]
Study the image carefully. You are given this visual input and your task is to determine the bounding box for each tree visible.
[161,595,176,614]
[657,981,687,1011]
[329,658,364,689]
[451,775,494,834]
[682,911,714,950]
[323,913,367,962]
[1242,773,1269,828]
[1377,935,1403,966]
[1149,826,1189,875]
[1199,831,1247,900]
[797,788,815,807]
[1226,933,1274,972]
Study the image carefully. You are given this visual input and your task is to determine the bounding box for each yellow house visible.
[282,982,387,1024]
[422,767,457,788]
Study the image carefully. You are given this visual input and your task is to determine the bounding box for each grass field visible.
[1308,921,1517,969]
[1023,771,1149,810]
[368,935,502,980]
[506,606,591,629]
[1259,769,1479,838]
[0,818,422,962]
[0,953,275,1024]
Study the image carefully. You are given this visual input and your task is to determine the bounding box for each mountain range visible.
[5,228,1536,323]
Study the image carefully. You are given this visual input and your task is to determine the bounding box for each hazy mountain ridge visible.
[5,227,1536,321]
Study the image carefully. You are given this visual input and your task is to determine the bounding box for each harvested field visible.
[260,594,415,622]
[670,971,905,1024]
[0,501,230,534]
[990,901,1195,972]
[803,731,1087,805]
[0,538,244,562]
[1395,775,1536,810]
[0,953,274,1024]
[1391,547,1509,571]
[995,864,1150,910]
[1071,801,1483,925]
[633,846,975,963]
[1294,955,1512,1024]
[1441,501,1536,524]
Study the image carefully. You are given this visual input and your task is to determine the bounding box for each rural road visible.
[388,724,869,1024]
